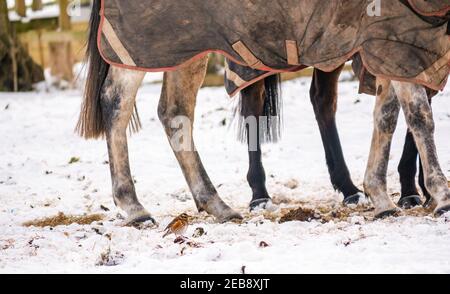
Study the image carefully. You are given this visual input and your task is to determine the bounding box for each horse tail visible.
[261,74,283,143]
[235,74,283,144]
[76,0,109,139]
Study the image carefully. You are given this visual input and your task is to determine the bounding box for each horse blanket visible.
[98,0,450,96]
[224,54,373,96]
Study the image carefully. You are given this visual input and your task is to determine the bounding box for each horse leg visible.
[101,66,153,224]
[310,66,363,205]
[418,158,433,207]
[392,81,450,215]
[158,57,242,222]
[398,96,434,208]
[240,80,272,210]
[419,96,433,207]
[397,130,423,208]
[364,79,400,218]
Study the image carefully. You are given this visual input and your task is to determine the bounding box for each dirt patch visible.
[279,204,376,224]
[23,212,104,228]
[279,203,435,224]
[279,207,320,223]
[398,206,434,217]
[317,205,374,222]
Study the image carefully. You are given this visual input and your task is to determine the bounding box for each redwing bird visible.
[162,213,190,238]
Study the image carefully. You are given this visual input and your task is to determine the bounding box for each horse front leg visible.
[418,94,434,207]
[101,66,153,224]
[240,80,271,210]
[392,81,450,215]
[364,78,400,218]
[418,158,433,207]
[310,66,363,205]
[158,57,242,222]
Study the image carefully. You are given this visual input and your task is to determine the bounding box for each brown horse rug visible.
[98,0,450,94]
[224,54,374,96]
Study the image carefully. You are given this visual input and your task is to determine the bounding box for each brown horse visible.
[77,0,450,223]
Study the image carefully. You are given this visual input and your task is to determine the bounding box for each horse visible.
[77,0,450,223]
[236,66,437,211]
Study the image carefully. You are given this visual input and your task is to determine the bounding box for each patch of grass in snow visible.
[280,207,319,223]
[23,212,104,228]
[68,157,80,164]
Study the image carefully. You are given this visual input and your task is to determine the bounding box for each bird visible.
[162,213,190,238]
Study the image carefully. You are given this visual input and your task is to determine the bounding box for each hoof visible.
[126,211,156,226]
[374,208,400,219]
[249,198,271,211]
[343,192,364,206]
[217,210,243,223]
[434,204,450,216]
[398,195,423,209]
[201,196,243,223]
[423,197,434,209]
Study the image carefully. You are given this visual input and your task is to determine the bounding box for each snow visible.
[7,0,54,9]
[0,76,449,274]
[8,1,90,23]
[8,4,59,22]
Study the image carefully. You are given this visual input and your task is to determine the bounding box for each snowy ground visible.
[0,76,449,274]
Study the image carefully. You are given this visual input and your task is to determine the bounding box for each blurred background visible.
[0,0,330,93]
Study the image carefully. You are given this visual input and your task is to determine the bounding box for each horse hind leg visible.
[397,130,423,208]
[364,78,400,218]
[158,57,242,222]
[239,79,272,211]
[310,66,364,205]
[101,66,153,224]
[392,81,450,215]
[398,135,432,208]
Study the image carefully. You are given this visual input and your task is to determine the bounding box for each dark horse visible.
[77,0,450,223]
[239,68,436,211]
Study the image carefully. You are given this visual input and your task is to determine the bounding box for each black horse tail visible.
[235,74,283,144]
[261,74,283,143]
[76,0,109,139]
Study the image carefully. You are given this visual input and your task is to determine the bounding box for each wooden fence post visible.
[47,0,74,86]
[32,0,43,11]
[15,0,26,17]
[58,0,71,31]
[49,40,74,85]
[9,35,18,92]
[37,29,45,68]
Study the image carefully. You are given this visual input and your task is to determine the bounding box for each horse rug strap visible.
[98,0,450,96]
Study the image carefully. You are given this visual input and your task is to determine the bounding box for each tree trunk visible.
[0,0,44,91]
[0,0,9,35]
